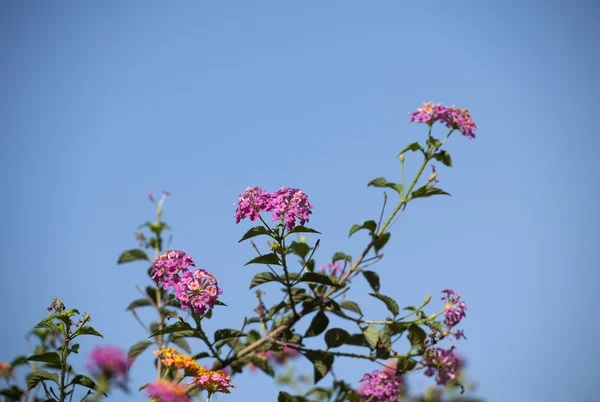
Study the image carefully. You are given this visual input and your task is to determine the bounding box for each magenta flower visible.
[358,370,403,402]
[146,381,191,402]
[234,186,314,231]
[421,347,464,386]
[319,262,347,283]
[174,269,223,315]
[408,102,478,139]
[86,345,129,384]
[441,289,467,329]
[151,250,196,290]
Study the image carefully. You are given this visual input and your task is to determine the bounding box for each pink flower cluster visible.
[146,380,191,402]
[358,370,403,402]
[86,345,130,384]
[319,262,347,282]
[408,102,478,139]
[234,186,314,231]
[191,369,236,395]
[151,250,222,316]
[441,289,467,329]
[422,347,464,386]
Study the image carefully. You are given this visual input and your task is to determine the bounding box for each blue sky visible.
[1,2,598,402]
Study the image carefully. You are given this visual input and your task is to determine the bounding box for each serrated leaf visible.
[362,325,379,349]
[249,272,281,289]
[128,340,153,362]
[69,374,99,392]
[244,253,281,266]
[289,242,311,259]
[171,337,191,353]
[126,298,153,310]
[304,310,329,338]
[10,355,27,368]
[27,370,59,390]
[410,185,451,199]
[25,352,61,365]
[331,252,352,263]
[399,142,424,155]
[304,351,334,384]
[73,326,103,338]
[324,328,350,349]
[367,177,403,195]
[117,249,150,264]
[299,272,337,287]
[369,293,399,316]
[214,329,247,342]
[34,319,61,331]
[373,232,391,253]
[434,150,453,167]
[286,226,321,235]
[149,322,193,338]
[407,325,427,350]
[348,220,377,238]
[345,333,369,347]
[339,301,362,316]
[362,271,380,293]
[238,226,271,243]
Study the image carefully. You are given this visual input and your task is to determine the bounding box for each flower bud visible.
[424,294,431,304]
[428,172,437,183]
[300,236,307,243]
[399,154,405,163]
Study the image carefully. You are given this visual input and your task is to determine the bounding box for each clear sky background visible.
[1,2,599,402]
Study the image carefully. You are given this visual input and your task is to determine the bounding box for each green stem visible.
[280,236,298,317]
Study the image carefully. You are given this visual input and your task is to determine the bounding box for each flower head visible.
[174,269,223,315]
[154,347,202,377]
[422,347,464,386]
[192,368,236,395]
[408,102,478,139]
[319,262,347,282]
[146,380,192,402]
[151,250,196,290]
[358,370,403,402]
[86,345,129,384]
[441,289,467,329]
[234,186,314,231]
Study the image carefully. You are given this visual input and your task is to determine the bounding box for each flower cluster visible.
[86,345,130,384]
[358,370,403,402]
[151,251,222,315]
[234,186,314,230]
[191,369,236,395]
[248,346,300,372]
[408,102,478,139]
[154,347,202,377]
[441,289,467,329]
[319,262,347,282]
[146,380,191,402]
[422,347,464,386]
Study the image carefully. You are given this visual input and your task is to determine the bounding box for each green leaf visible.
[126,298,153,310]
[25,352,61,365]
[287,226,321,235]
[171,337,191,353]
[215,300,228,306]
[278,392,294,402]
[238,226,271,243]
[27,370,59,390]
[69,374,99,392]
[399,142,424,155]
[149,322,193,338]
[362,271,380,293]
[299,272,337,287]
[214,329,247,342]
[367,177,403,195]
[289,242,310,259]
[396,356,417,373]
[348,220,377,238]
[410,185,451,199]
[249,272,281,289]
[378,326,393,348]
[0,386,24,400]
[128,340,153,362]
[304,310,329,338]
[373,232,391,253]
[10,355,28,368]
[369,293,399,316]
[117,249,150,264]
[407,325,427,350]
[191,352,210,360]
[34,319,61,331]
[73,326,103,338]
[345,333,369,347]
[244,253,281,266]
[331,252,352,263]
[304,351,334,384]
[362,325,379,349]
[324,328,350,349]
[434,150,453,167]
[248,355,275,377]
[339,301,362,316]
